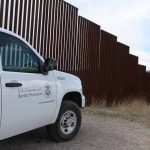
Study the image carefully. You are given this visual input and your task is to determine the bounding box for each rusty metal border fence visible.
[100,30,118,104]
[0,0,150,104]
[116,42,130,99]
[0,0,78,73]
[76,16,101,103]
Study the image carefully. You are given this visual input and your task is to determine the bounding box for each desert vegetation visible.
[87,97,150,127]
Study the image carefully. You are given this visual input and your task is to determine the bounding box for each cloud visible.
[65,0,150,70]
[131,49,150,70]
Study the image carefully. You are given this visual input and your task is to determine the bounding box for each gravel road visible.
[0,109,150,150]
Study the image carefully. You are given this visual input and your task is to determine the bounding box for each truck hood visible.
[53,70,82,86]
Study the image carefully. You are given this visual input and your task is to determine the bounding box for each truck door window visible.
[0,32,40,73]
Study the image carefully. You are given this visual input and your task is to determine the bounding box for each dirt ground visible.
[0,109,150,150]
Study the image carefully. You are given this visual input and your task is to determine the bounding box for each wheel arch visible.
[62,92,82,108]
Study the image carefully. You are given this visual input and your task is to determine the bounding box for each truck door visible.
[0,31,57,137]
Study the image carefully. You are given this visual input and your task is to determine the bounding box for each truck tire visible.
[47,101,81,142]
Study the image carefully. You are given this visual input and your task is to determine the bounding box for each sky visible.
[65,0,150,70]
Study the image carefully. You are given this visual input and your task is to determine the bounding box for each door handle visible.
[5,82,22,87]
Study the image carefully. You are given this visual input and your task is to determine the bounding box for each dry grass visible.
[113,99,150,116]
[88,97,150,127]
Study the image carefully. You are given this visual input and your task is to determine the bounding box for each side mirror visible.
[43,58,57,73]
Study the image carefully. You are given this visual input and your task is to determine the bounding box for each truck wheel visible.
[47,101,81,142]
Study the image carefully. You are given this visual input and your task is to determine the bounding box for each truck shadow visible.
[0,127,53,149]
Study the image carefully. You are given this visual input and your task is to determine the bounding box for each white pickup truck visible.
[0,28,85,142]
